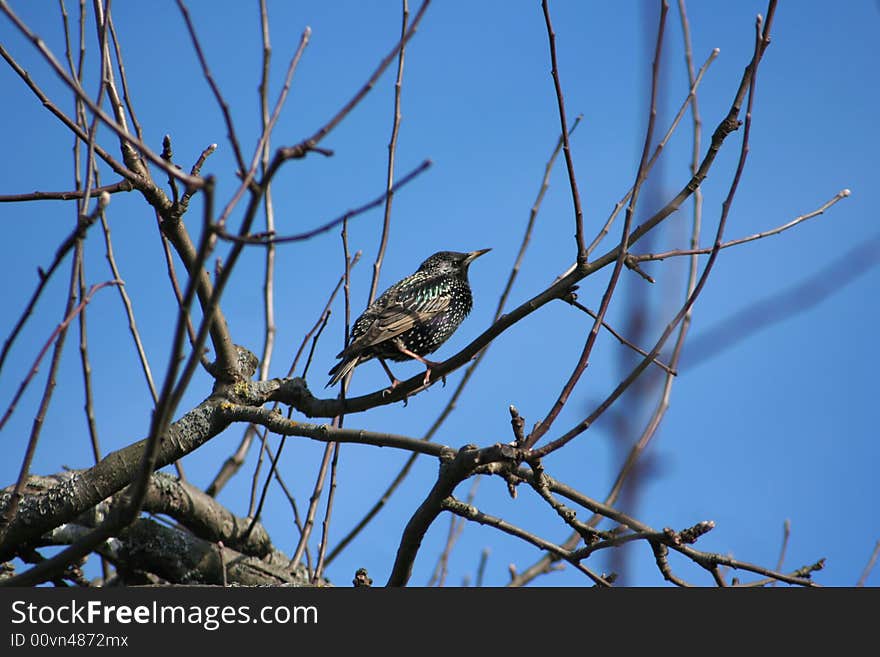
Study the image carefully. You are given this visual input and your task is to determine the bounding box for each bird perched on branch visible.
[327,249,491,390]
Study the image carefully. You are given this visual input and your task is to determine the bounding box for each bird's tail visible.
[326,356,359,388]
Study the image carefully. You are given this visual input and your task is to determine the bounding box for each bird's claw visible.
[421,367,447,388]
[382,378,409,406]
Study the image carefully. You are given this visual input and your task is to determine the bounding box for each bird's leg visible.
[378,358,402,389]
[378,358,407,404]
[391,340,446,387]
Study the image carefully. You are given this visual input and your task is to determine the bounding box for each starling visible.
[327,248,491,389]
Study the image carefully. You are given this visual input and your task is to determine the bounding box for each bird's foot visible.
[382,378,409,406]
[382,377,402,396]
[422,368,446,388]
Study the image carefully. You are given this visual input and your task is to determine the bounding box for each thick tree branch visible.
[96,518,309,586]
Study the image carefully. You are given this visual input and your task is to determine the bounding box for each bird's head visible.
[417,248,491,275]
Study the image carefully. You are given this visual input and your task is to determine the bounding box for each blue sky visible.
[1,1,877,587]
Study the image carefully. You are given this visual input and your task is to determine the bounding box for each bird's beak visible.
[465,248,491,264]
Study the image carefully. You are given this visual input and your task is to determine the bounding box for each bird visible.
[327,248,491,390]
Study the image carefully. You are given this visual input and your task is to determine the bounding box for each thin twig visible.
[770,519,791,586]
[301,307,332,381]
[730,560,824,587]
[369,0,409,305]
[92,0,131,136]
[324,449,419,565]
[475,548,489,587]
[501,114,582,318]
[857,540,880,587]
[428,477,477,586]
[266,443,311,572]
[341,218,353,382]
[633,189,851,262]
[106,8,144,140]
[156,230,204,365]
[294,254,360,379]
[541,0,587,263]
[99,209,160,405]
[257,0,276,384]
[312,442,341,584]
[217,404,446,458]
[290,441,334,571]
[77,224,102,466]
[442,497,611,586]
[0,179,133,202]
[175,0,247,174]
[564,298,676,374]
[179,143,218,207]
[155,145,219,380]
[244,428,288,546]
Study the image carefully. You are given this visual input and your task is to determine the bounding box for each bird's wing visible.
[345,293,450,354]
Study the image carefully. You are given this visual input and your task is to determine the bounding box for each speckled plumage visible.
[326,249,490,388]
